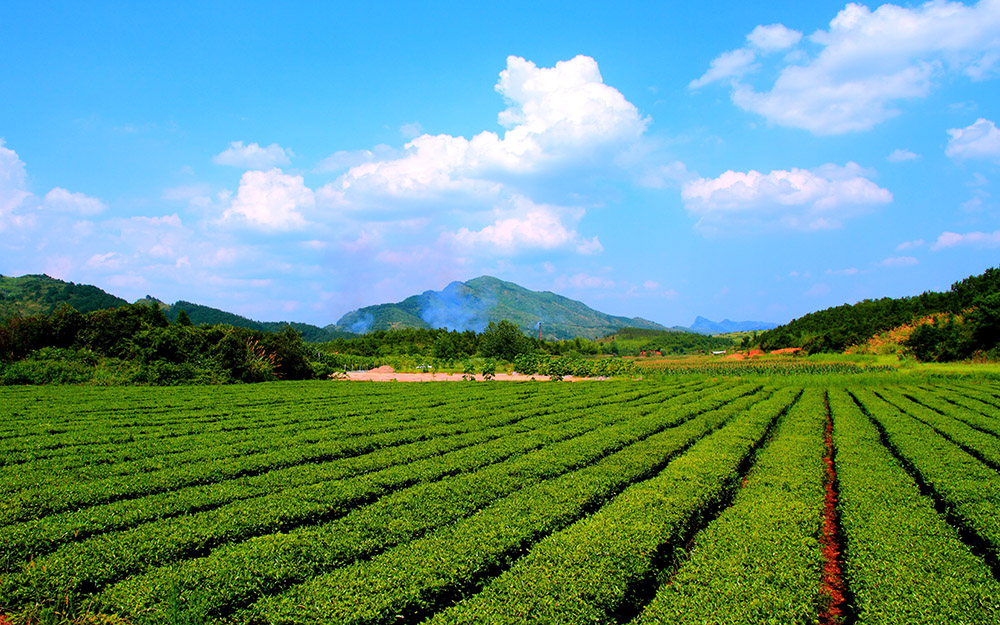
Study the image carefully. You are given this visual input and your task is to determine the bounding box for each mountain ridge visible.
[2,273,774,342]
[689,315,778,335]
[336,275,673,340]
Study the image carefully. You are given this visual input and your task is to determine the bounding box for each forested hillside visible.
[0,275,127,318]
[336,276,670,340]
[0,302,314,385]
[163,301,351,342]
[754,266,1000,358]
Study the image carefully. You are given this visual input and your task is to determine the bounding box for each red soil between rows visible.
[818,409,848,624]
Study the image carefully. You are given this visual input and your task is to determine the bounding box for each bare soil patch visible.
[331,366,589,382]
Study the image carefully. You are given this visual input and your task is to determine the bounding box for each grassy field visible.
[2,373,999,624]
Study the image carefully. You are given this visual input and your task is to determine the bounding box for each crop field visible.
[2,379,1000,624]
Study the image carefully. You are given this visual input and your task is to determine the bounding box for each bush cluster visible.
[0,302,313,385]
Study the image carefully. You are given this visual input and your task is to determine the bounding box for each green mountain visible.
[0,274,350,343]
[162,300,352,343]
[0,274,128,318]
[336,275,671,340]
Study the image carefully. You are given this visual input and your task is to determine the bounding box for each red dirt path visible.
[818,405,849,624]
[332,365,590,382]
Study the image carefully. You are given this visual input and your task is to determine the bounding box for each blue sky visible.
[2,1,999,328]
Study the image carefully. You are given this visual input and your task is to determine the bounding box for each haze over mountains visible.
[336,276,677,340]
[689,316,778,335]
[0,274,776,340]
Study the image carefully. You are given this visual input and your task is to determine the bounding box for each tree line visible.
[752,266,1000,360]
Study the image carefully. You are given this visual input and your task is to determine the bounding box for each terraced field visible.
[1,379,999,624]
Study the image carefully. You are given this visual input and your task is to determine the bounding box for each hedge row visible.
[1,381,677,505]
[912,384,1000,436]
[873,387,1000,470]
[3,383,715,611]
[418,387,799,625]
[632,387,828,624]
[107,385,767,624]
[829,389,1000,623]
[851,389,1000,566]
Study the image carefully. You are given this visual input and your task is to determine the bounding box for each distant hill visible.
[603,327,735,355]
[336,276,670,340]
[0,274,350,343]
[0,274,128,318]
[162,301,353,343]
[754,265,1000,353]
[689,316,778,335]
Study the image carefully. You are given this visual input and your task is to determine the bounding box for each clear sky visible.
[2,1,999,327]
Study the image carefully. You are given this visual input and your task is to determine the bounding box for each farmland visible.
[2,378,1000,624]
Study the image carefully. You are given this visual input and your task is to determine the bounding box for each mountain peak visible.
[336,276,668,340]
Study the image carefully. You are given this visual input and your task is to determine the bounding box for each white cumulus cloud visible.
[695,1,1000,134]
[946,118,1000,160]
[0,139,33,229]
[896,238,925,250]
[213,141,293,169]
[442,195,598,255]
[932,229,1000,249]
[222,169,314,230]
[328,55,648,205]
[887,149,920,162]
[681,162,892,232]
[43,187,108,215]
[746,24,802,52]
[690,48,758,89]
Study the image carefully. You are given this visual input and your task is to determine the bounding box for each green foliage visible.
[0,302,316,385]
[431,332,459,362]
[480,358,496,380]
[835,389,1000,622]
[461,359,476,381]
[0,274,128,320]
[634,389,827,624]
[2,381,999,623]
[429,388,800,624]
[756,265,1000,353]
[478,320,533,362]
[604,327,735,356]
[333,275,669,340]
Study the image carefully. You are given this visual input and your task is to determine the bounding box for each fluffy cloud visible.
[879,255,918,267]
[681,162,892,231]
[327,55,648,205]
[932,229,1000,249]
[689,49,757,89]
[887,149,919,162]
[43,187,108,215]
[0,139,31,222]
[1,139,112,231]
[222,169,313,230]
[896,238,925,250]
[690,25,802,89]
[315,145,396,173]
[695,1,1000,134]
[558,273,616,289]
[746,24,802,52]
[213,141,293,169]
[946,118,1000,160]
[443,196,600,255]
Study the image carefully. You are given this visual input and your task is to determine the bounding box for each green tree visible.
[478,320,532,362]
[432,333,459,362]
